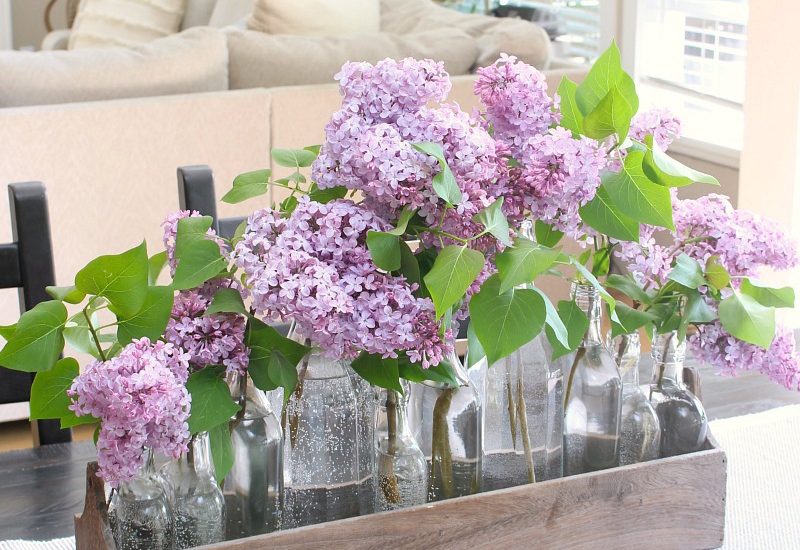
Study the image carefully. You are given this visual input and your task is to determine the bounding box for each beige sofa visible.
[0,69,584,327]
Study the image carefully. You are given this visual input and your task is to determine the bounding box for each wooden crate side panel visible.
[204,448,727,550]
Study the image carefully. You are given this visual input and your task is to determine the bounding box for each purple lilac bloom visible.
[232,197,451,366]
[616,194,798,286]
[474,53,559,158]
[630,108,682,151]
[165,280,249,375]
[312,58,502,251]
[68,338,191,486]
[690,321,800,391]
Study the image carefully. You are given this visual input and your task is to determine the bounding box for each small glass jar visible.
[159,433,225,548]
[374,385,427,511]
[482,331,563,489]
[608,332,661,465]
[223,371,283,538]
[562,282,622,476]
[649,331,708,457]
[109,450,175,550]
[408,349,482,502]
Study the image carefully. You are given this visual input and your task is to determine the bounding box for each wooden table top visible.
[2,359,800,542]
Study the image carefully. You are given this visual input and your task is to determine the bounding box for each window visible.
[633,0,748,152]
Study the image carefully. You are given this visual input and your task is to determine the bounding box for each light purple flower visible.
[68,338,191,486]
[630,108,681,151]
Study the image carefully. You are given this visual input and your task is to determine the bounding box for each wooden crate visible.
[203,437,726,550]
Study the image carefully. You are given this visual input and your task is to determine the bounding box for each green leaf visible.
[280,195,299,215]
[495,238,561,294]
[575,41,639,116]
[75,241,149,317]
[579,186,640,242]
[546,300,588,360]
[469,274,546,365]
[424,245,485,319]
[0,300,67,372]
[398,241,421,289]
[46,286,85,305]
[64,311,99,359]
[388,208,416,236]
[534,220,564,248]
[208,422,234,484]
[29,357,78,420]
[466,321,486,368]
[116,286,174,346]
[741,278,795,309]
[186,367,240,434]
[246,318,309,392]
[351,353,402,393]
[172,217,227,291]
[719,291,776,349]
[705,256,730,290]
[366,231,401,271]
[308,184,347,204]
[642,135,719,187]
[231,220,248,248]
[60,411,99,429]
[668,254,705,289]
[571,257,616,309]
[474,198,512,246]
[398,356,458,387]
[610,302,658,337]
[304,144,322,156]
[268,350,299,405]
[603,151,674,230]
[592,246,612,277]
[221,169,272,204]
[531,287,570,349]
[606,274,651,305]
[412,142,462,205]
[272,148,317,168]
[582,86,634,142]
[206,287,248,316]
[148,251,168,285]
[557,76,584,134]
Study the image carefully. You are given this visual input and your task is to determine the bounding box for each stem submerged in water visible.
[430,388,455,500]
[379,390,401,504]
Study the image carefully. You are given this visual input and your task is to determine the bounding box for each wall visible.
[11,0,66,50]
[672,151,739,205]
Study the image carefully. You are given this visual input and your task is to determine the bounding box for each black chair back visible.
[0,182,71,445]
[177,166,245,240]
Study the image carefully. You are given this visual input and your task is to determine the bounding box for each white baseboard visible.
[0,401,30,423]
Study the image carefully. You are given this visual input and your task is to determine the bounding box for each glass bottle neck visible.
[377,389,412,437]
[182,432,214,475]
[650,331,686,385]
[611,333,641,385]
[571,281,603,345]
[227,370,274,416]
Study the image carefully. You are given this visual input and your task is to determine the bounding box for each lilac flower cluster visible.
[690,321,800,391]
[68,339,191,486]
[616,194,798,285]
[630,107,682,151]
[232,197,451,366]
[474,53,559,158]
[165,280,249,375]
[312,58,502,249]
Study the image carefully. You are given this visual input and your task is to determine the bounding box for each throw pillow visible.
[207,0,254,28]
[69,0,186,50]
[226,28,479,90]
[247,0,380,35]
[0,28,228,108]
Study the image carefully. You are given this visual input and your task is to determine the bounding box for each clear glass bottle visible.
[349,369,376,516]
[159,433,225,548]
[109,450,175,550]
[608,332,661,465]
[281,348,362,527]
[649,331,708,457]
[374,385,427,511]
[223,372,283,538]
[482,331,563,490]
[408,350,482,502]
[562,282,622,476]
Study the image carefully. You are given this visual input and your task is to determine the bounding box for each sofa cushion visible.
[226,28,479,89]
[208,0,254,28]
[68,0,186,49]
[247,0,380,35]
[0,28,228,108]
[379,0,551,69]
[181,0,218,30]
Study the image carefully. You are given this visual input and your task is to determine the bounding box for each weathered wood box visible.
[76,437,726,550]
[203,436,725,550]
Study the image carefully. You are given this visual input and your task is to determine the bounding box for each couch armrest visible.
[41,29,71,50]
